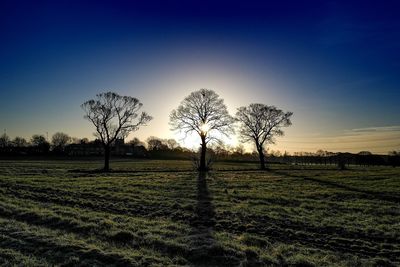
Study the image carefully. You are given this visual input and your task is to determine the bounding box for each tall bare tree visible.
[170,89,234,171]
[82,92,152,171]
[236,104,293,169]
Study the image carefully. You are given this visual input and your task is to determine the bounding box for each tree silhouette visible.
[31,134,50,153]
[128,137,144,147]
[51,132,71,152]
[13,137,28,147]
[0,133,9,148]
[147,136,167,151]
[166,139,179,150]
[236,104,292,170]
[82,92,152,171]
[170,89,234,171]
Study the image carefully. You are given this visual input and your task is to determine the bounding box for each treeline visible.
[0,133,53,155]
[0,132,256,160]
[0,132,399,167]
[267,150,400,168]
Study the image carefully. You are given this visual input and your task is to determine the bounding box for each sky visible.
[0,0,399,154]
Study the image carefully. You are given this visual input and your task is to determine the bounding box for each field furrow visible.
[0,160,399,266]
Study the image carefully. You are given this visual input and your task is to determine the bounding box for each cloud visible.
[345,125,400,134]
[273,125,400,154]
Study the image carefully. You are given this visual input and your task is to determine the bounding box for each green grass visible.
[0,159,399,266]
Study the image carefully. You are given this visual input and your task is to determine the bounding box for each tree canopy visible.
[51,132,71,152]
[170,88,234,171]
[82,92,152,171]
[236,103,293,169]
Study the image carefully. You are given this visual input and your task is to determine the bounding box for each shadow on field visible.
[188,172,241,266]
[303,176,400,203]
[272,170,400,204]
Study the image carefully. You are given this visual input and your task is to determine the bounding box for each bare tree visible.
[146,136,167,151]
[236,104,292,170]
[80,138,89,144]
[170,89,234,171]
[51,132,71,152]
[166,138,179,150]
[82,92,152,171]
[234,144,245,156]
[0,133,10,148]
[31,134,50,153]
[13,136,28,147]
[128,137,144,147]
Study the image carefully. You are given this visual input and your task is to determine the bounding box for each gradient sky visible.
[1,0,399,153]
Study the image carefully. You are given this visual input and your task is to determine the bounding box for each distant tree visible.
[128,137,144,147]
[316,149,327,157]
[234,144,245,156]
[146,136,167,151]
[358,151,372,156]
[170,89,234,171]
[212,143,230,159]
[31,134,50,153]
[82,92,152,171]
[12,136,28,147]
[236,104,293,169]
[70,137,90,144]
[80,138,89,144]
[51,132,71,152]
[31,134,45,145]
[388,151,400,168]
[0,133,10,148]
[269,150,282,157]
[166,139,179,150]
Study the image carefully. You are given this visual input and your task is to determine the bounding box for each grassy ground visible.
[0,159,399,266]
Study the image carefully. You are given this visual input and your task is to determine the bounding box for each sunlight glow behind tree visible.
[170,89,234,171]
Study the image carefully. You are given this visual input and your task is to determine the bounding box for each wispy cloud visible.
[274,125,400,154]
[345,126,400,134]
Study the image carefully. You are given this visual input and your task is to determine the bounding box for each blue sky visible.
[1,0,399,153]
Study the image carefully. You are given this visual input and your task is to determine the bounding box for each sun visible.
[200,122,210,135]
[172,122,210,150]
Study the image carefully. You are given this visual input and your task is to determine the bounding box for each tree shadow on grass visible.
[272,169,400,204]
[187,172,242,266]
[303,176,400,204]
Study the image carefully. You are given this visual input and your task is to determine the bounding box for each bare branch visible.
[236,103,293,169]
[169,88,235,143]
[169,88,235,171]
[81,91,152,171]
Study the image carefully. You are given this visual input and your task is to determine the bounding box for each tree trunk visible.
[199,135,207,171]
[258,146,266,170]
[104,144,110,172]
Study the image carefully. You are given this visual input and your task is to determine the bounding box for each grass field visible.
[0,159,399,266]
